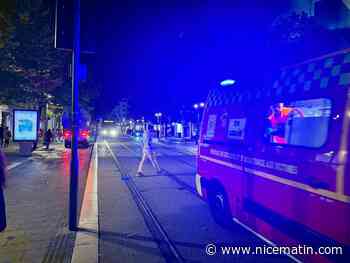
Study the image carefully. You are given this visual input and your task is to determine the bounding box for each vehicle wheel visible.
[208,184,233,228]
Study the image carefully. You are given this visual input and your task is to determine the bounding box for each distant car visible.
[133,131,143,138]
[100,124,120,137]
[63,129,90,148]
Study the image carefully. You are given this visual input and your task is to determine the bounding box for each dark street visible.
[97,136,293,262]
[1,0,350,262]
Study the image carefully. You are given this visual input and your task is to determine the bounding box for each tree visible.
[0,0,70,106]
[109,99,129,134]
[109,99,129,122]
[51,80,102,121]
[268,11,350,66]
[0,0,15,48]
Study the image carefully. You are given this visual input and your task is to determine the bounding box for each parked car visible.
[63,129,90,148]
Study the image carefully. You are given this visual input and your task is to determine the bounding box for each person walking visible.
[137,124,161,176]
[44,129,53,150]
[56,128,63,142]
[4,127,11,148]
[0,149,7,232]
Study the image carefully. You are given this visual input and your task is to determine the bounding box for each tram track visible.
[112,139,300,263]
[121,139,200,198]
[103,140,186,263]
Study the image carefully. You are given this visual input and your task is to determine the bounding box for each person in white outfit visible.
[136,124,161,176]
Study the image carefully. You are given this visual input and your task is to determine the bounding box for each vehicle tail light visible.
[64,130,72,139]
[80,130,89,138]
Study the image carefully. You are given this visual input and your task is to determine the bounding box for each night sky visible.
[92,0,295,119]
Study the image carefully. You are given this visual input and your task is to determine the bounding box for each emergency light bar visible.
[220,79,236,87]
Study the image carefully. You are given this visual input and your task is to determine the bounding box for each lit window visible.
[265,99,331,148]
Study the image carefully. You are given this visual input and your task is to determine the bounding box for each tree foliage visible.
[0,0,70,106]
[109,99,129,122]
[51,79,102,118]
[269,11,350,66]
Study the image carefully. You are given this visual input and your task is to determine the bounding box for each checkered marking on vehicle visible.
[207,50,350,107]
[271,49,350,98]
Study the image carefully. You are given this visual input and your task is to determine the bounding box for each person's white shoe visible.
[136,172,144,177]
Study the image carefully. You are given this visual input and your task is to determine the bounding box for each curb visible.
[71,143,99,263]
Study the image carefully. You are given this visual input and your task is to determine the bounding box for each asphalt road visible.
[99,136,293,263]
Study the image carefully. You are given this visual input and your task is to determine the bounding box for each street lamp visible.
[155,112,162,122]
[154,112,162,138]
[192,102,205,144]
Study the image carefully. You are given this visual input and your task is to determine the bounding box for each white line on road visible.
[7,157,34,171]
[233,218,302,263]
[71,143,99,263]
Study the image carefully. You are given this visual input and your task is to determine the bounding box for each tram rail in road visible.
[103,140,186,263]
[110,138,301,263]
[117,139,200,198]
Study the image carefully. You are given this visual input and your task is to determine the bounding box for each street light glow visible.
[220,79,236,87]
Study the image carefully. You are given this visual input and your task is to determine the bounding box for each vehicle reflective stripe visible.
[195,174,203,197]
[199,155,350,204]
[336,86,350,195]
[199,155,242,171]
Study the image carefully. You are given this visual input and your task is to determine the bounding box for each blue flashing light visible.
[220,79,236,87]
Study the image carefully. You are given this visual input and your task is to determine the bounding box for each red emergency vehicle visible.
[197,49,350,262]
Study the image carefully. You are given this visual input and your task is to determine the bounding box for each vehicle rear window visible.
[265,98,331,148]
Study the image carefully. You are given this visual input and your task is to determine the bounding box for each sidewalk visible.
[2,141,65,168]
[0,142,93,263]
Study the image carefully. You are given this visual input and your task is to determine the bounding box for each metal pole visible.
[156,116,160,138]
[69,0,80,231]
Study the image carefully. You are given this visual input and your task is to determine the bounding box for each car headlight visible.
[102,129,108,135]
[110,129,117,136]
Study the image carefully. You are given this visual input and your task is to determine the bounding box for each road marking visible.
[233,218,302,263]
[7,157,34,171]
[200,154,242,171]
[71,144,99,263]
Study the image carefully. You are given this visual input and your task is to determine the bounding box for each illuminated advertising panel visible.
[13,110,39,142]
